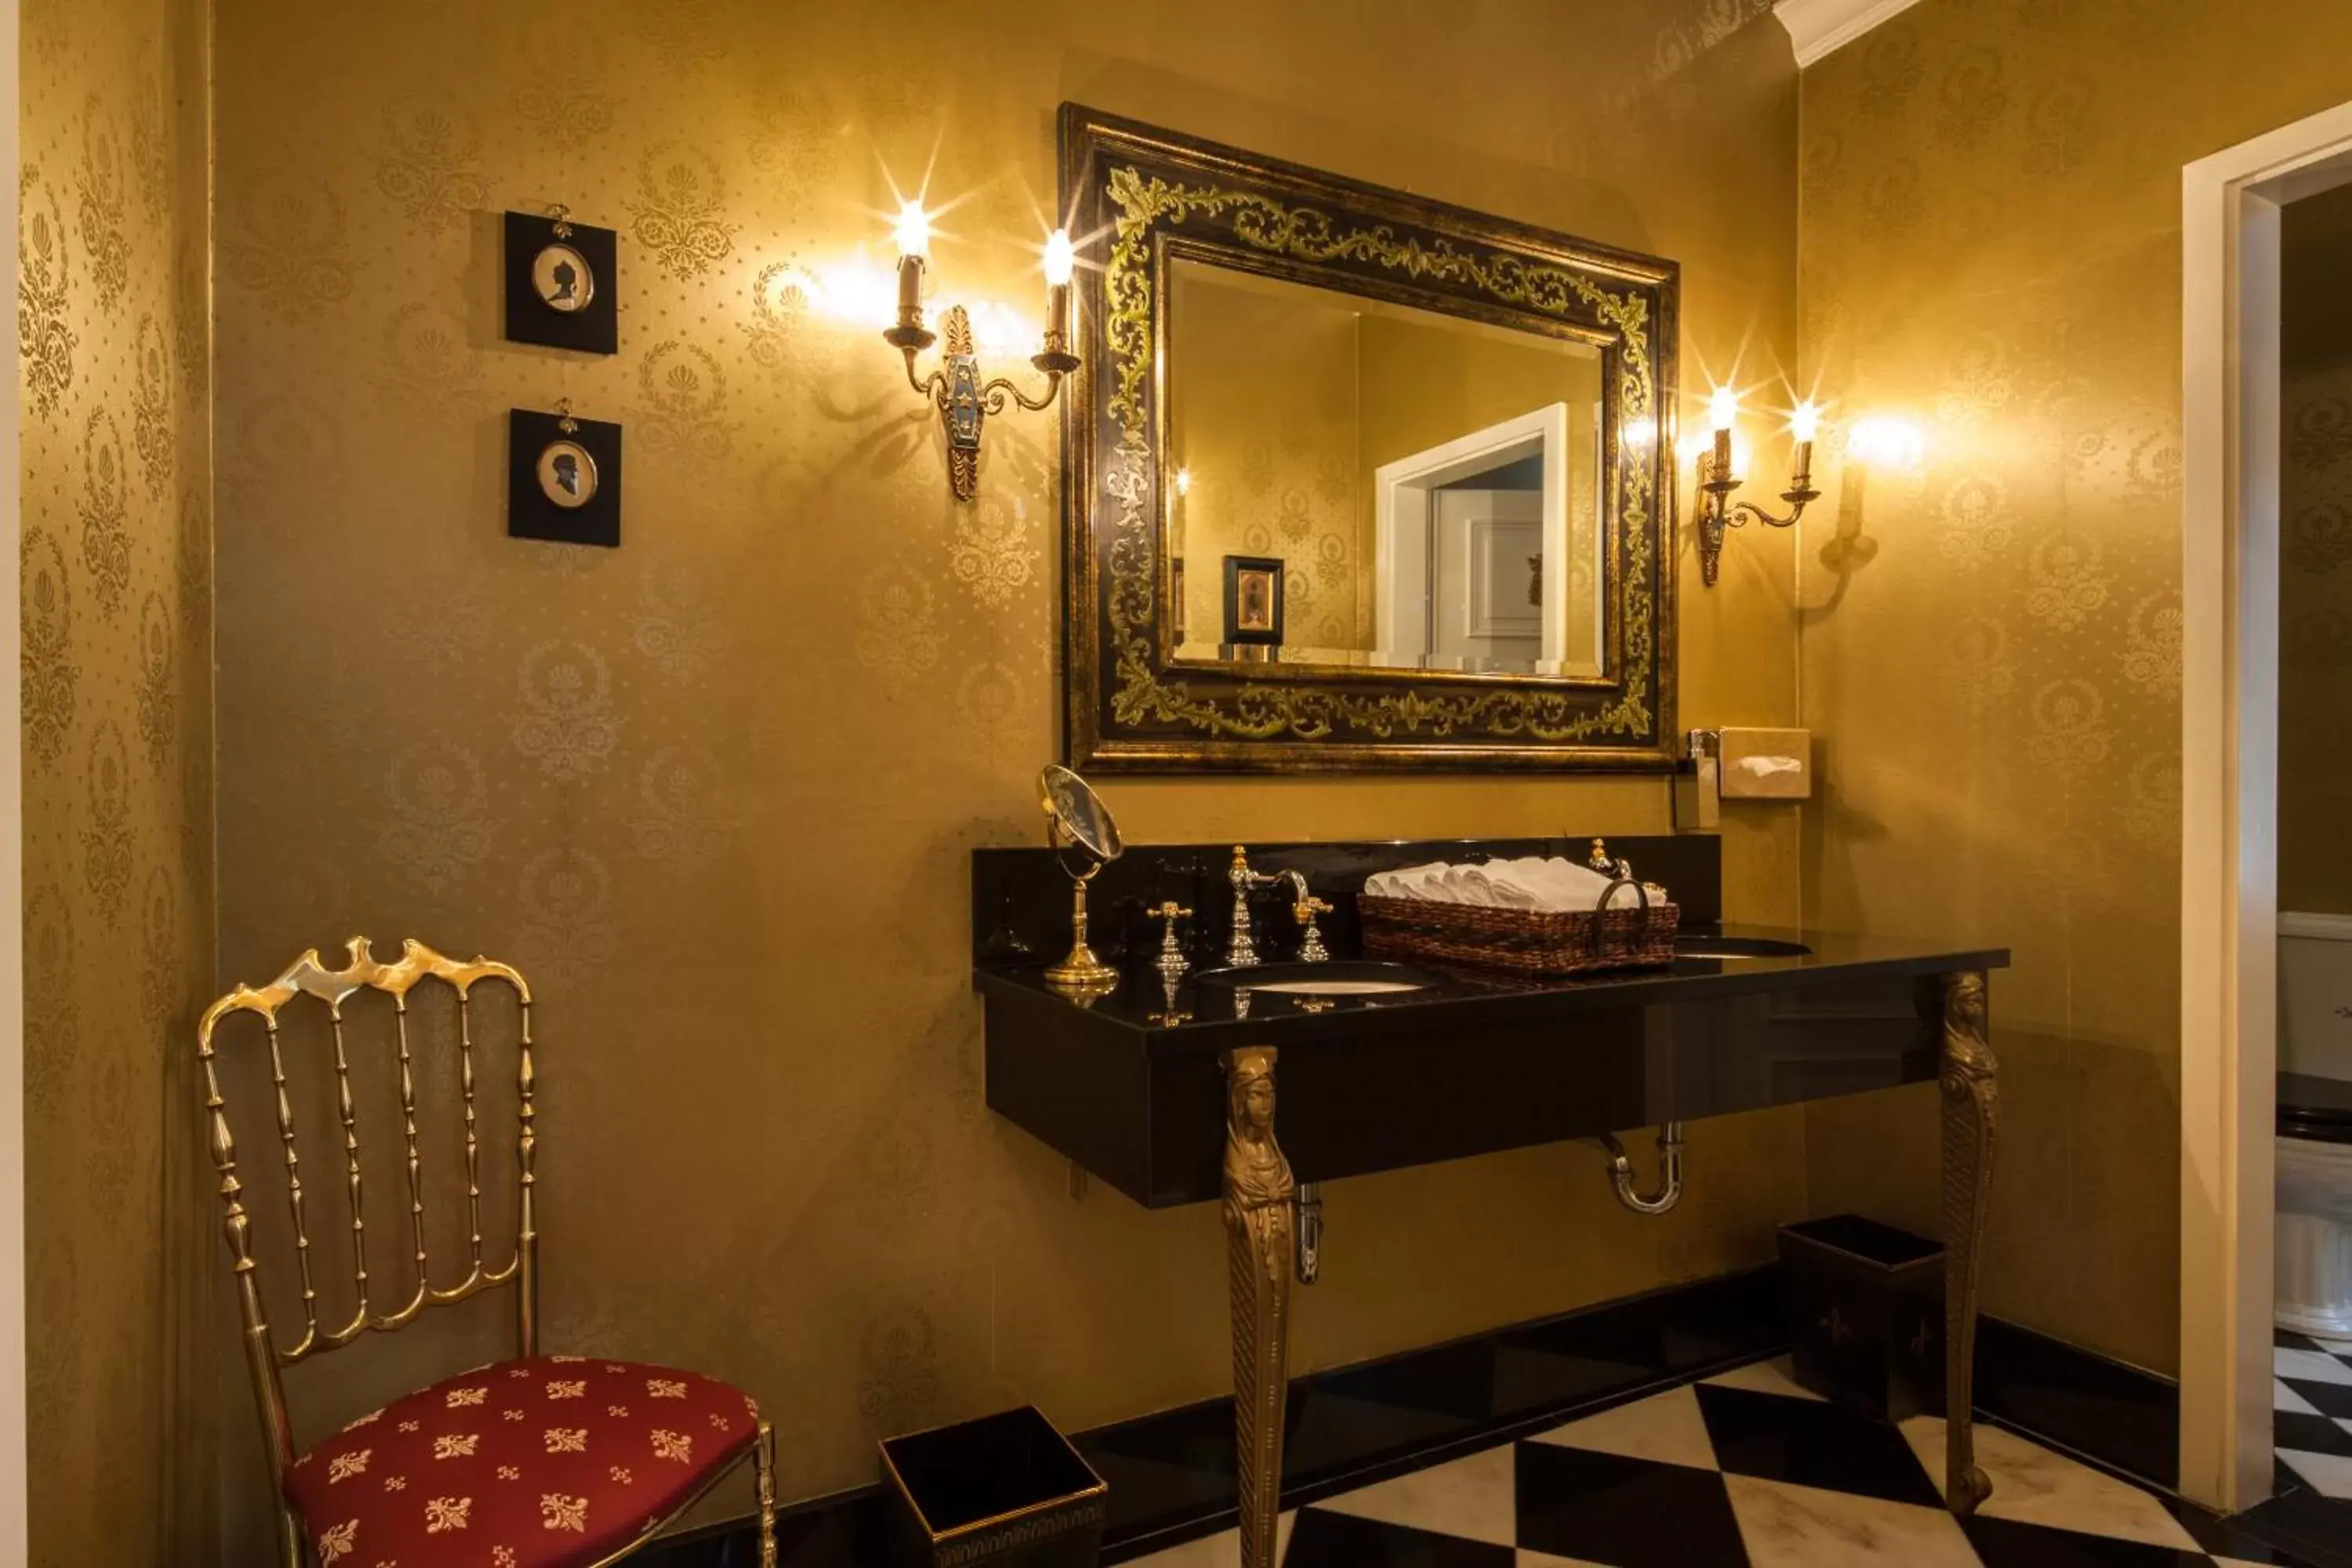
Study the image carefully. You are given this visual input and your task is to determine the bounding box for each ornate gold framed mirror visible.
[1058,105,1679,773]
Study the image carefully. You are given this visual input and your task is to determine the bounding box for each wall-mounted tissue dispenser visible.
[1676,727,1813,829]
[1719,728,1813,799]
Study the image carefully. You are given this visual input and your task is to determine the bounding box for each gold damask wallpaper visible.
[2280,183,2352,917]
[206,0,1809,1553]
[1795,0,2352,1375]
[1169,273,1370,652]
[19,0,216,1561]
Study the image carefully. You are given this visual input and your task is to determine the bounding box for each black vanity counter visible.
[972,924,2010,1055]
[974,833,2008,1209]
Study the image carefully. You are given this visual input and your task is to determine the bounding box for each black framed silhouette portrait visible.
[508,408,622,547]
[503,209,618,354]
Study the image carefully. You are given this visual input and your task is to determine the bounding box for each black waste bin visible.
[880,1404,1109,1568]
[1779,1213,1945,1421]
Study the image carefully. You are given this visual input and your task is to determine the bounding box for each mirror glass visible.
[1040,764,1123,862]
[1167,260,1608,677]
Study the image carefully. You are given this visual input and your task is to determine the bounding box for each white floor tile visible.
[2278,1377,2322,1414]
[2278,1446,2352,1499]
[1525,1384,1718,1471]
[1123,1512,1295,1566]
[1723,1473,1978,1567]
[1318,1443,1518,1546]
[2276,1347,2352,1385]
[1896,1417,2201,1550]
[1700,1356,1825,1403]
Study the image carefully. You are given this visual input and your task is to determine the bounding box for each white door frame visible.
[2180,97,2352,1513]
[1372,402,1571,666]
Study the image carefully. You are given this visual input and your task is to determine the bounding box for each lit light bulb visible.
[1175,467,1193,496]
[1043,228,1075,286]
[1708,387,1739,434]
[1790,400,1820,444]
[894,200,931,260]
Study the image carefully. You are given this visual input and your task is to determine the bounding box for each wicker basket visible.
[1358,877,1679,976]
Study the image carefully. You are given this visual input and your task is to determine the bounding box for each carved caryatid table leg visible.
[1223,1047,1294,1568]
[1940,971,1999,1515]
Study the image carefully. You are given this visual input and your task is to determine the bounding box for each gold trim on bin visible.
[878,1404,1111,1565]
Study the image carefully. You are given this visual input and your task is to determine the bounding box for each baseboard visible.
[1973,1315,2180,1493]
[640,1263,2184,1566]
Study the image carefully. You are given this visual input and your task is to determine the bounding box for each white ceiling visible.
[1773,0,1928,68]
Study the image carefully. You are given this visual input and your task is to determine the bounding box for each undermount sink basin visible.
[1194,961,1441,996]
[1673,935,1813,960]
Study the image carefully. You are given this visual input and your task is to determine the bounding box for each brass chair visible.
[198,937,777,1568]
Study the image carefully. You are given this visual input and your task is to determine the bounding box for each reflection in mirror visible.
[1167,261,1607,677]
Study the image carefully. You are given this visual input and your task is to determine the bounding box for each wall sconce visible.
[1694,391,1820,587]
[882,202,1080,501]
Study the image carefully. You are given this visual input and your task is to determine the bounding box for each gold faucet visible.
[1151,901,1192,980]
[1226,847,1279,967]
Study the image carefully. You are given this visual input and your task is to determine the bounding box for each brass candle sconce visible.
[1695,390,1821,587]
[884,205,1080,501]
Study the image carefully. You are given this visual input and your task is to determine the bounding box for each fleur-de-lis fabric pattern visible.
[283,1356,757,1567]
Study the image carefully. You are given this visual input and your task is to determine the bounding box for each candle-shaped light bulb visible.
[890,201,931,333]
[1043,227,1075,286]
[1175,466,1193,496]
[1036,227,1078,368]
[1708,386,1739,434]
[1706,387,1737,484]
[895,200,932,260]
[1789,399,1819,493]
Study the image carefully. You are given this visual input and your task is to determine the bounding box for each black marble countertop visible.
[973,922,2012,1056]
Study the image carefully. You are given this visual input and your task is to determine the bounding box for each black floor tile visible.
[2219,1486,2352,1568]
[1513,1442,1748,1568]
[2281,1377,2352,1421]
[2276,1409,2352,1457]
[2278,1330,2332,1353]
[1280,1507,1514,1568]
[1693,1381,1944,1508]
[1959,1513,2212,1566]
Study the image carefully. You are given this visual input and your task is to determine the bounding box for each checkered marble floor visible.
[1132,1357,2303,1567]
[2278,1327,2352,1501]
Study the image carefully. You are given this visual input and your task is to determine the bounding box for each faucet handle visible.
[1588,837,1612,871]
[1152,901,1194,980]
[1294,896,1334,964]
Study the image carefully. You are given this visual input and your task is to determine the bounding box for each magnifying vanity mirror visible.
[1058,105,1679,774]
[1040,764,1124,992]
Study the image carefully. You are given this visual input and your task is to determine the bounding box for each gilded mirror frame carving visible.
[1058,104,1679,773]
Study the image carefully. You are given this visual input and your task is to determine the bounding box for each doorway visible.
[2180,98,2352,1512]
[1371,402,1586,671]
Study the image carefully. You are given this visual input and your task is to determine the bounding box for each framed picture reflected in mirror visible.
[1222,554,1284,648]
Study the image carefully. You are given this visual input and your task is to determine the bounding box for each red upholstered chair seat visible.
[283,1355,759,1567]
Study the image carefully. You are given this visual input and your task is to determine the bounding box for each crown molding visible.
[1773,0,1927,68]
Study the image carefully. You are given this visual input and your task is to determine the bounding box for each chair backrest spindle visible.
[195,936,537,1505]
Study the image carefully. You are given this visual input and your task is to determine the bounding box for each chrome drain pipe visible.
[1592,1123,1684,1215]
